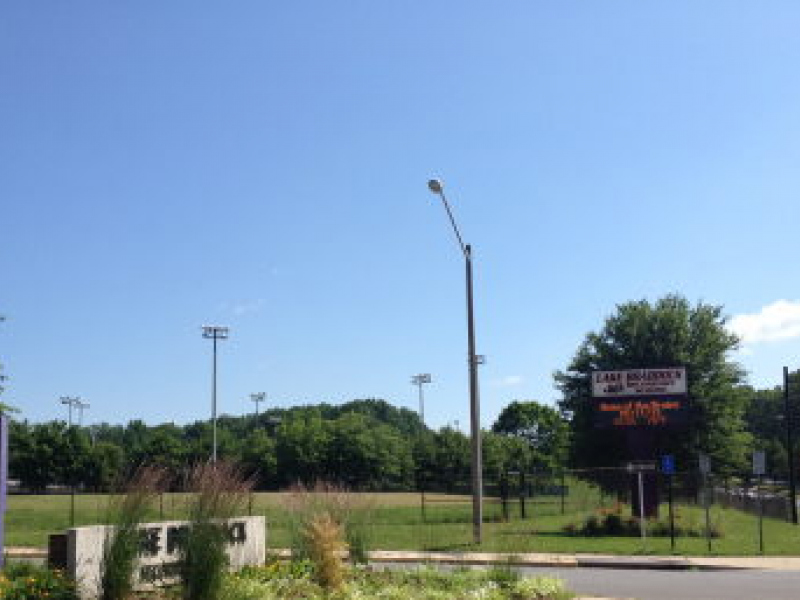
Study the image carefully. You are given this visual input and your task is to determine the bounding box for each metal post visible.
[704,472,712,552]
[758,474,764,554]
[519,470,526,519]
[638,471,646,546]
[784,367,798,524]
[203,325,228,464]
[560,470,566,514]
[668,474,675,552]
[412,374,431,522]
[466,245,483,544]
[212,334,218,462]
[427,180,483,545]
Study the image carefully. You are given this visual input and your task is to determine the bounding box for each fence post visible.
[560,470,566,515]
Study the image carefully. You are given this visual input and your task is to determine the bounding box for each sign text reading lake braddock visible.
[592,368,687,398]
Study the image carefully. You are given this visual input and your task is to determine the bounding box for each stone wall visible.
[66,516,266,599]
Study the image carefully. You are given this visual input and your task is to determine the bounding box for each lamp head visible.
[427,179,443,194]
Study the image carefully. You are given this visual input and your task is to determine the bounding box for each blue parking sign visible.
[661,454,675,475]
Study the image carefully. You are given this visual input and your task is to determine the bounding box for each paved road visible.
[519,567,800,600]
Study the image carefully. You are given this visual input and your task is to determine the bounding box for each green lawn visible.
[7,490,800,556]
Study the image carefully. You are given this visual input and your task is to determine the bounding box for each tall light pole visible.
[251,392,266,418]
[427,178,484,544]
[411,373,432,520]
[202,325,229,463]
[60,396,81,426]
[75,400,90,427]
[411,374,432,423]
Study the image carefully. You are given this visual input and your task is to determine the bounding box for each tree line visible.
[5,295,800,494]
[8,398,569,493]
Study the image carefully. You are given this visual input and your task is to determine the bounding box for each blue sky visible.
[2,1,800,429]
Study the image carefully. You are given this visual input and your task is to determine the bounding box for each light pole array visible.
[202,325,229,463]
[427,178,484,544]
[251,392,266,418]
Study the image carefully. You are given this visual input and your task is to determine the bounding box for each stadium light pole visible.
[60,396,81,426]
[202,325,229,463]
[427,178,484,544]
[75,400,90,427]
[411,373,432,520]
[411,374,432,424]
[251,392,266,418]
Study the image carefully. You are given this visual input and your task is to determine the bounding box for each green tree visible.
[83,441,125,491]
[743,369,800,477]
[430,427,470,493]
[555,294,751,475]
[492,401,569,472]
[239,429,277,489]
[0,315,18,414]
[275,410,331,485]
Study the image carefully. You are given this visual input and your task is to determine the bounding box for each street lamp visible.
[251,392,266,418]
[427,178,484,544]
[202,325,229,463]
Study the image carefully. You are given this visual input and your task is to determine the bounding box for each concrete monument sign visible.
[67,516,265,599]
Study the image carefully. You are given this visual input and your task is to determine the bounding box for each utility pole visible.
[202,325,229,463]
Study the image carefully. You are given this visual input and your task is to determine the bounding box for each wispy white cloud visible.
[729,300,800,345]
[231,299,265,316]
[493,375,524,387]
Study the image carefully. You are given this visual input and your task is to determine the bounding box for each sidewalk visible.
[7,546,800,571]
[363,550,800,571]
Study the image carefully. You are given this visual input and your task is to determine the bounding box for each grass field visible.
[8,486,800,556]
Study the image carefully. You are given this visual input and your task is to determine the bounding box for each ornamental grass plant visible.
[180,461,253,600]
[100,466,166,600]
[281,480,376,565]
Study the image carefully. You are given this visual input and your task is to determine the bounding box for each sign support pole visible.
[758,474,764,554]
[637,470,646,546]
[704,472,712,553]
[668,473,675,552]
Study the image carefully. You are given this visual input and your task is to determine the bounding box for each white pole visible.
[638,470,646,545]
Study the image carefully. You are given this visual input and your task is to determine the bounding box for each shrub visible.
[0,564,78,600]
[564,505,724,539]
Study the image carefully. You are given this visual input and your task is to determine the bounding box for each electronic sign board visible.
[591,368,689,429]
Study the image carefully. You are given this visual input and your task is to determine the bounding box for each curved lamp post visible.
[427,178,484,544]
